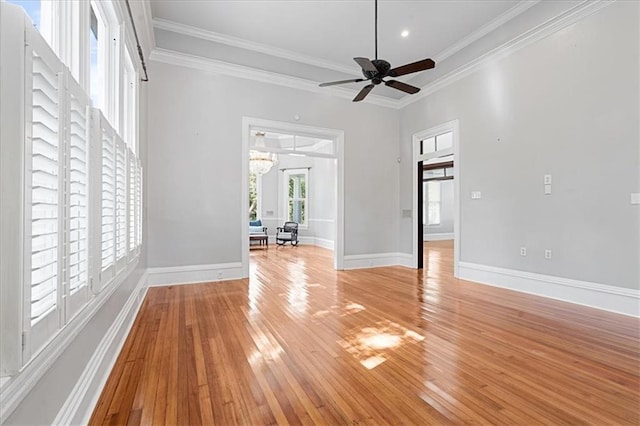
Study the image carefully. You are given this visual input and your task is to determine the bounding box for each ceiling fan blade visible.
[387,58,435,77]
[319,78,365,87]
[353,84,375,102]
[385,80,420,94]
[354,57,377,73]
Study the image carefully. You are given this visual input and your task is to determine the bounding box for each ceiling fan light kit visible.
[319,0,436,102]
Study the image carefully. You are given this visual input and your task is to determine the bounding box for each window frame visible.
[283,168,309,228]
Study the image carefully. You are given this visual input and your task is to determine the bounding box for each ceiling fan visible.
[319,0,435,102]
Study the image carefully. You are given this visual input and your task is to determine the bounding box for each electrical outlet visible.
[217,272,223,279]
[544,174,552,184]
[471,191,482,199]
[544,250,552,260]
[520,247,527,256]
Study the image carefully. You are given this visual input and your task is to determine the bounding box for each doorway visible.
[412,120,460,276]
[241,117,344,276]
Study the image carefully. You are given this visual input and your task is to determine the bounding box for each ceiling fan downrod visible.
[374,0,378,60]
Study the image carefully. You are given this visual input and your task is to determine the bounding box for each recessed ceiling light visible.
[401,30,409,38]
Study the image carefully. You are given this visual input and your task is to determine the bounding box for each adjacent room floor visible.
[90,243,639,425]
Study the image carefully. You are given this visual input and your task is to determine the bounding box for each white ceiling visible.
[149,0,541,101]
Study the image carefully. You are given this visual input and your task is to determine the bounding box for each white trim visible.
[458,262,640,317]
[54,271,148,425]
[153,18,361,76]
[399,0,613,108]
[146,262,245,287]
[396,253,413,268]
[0,260,139,424]
[433,0,540,63]
[149,48,399,109]
[342,253,413,270]
[412,120,460,276]
[309,218,335,223]
[294,236,334,250]
[423,232,455,241]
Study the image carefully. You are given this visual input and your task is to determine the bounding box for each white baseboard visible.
[147,262,245,287]
[423,232,454,241]
[263,236,334,250]
[343,253,413,270]
[458,262,640,317]
[396,253,413,268]
[54,271,149,425]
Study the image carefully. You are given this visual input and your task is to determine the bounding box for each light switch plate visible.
[544,185,552,195]
[631,193,640,205]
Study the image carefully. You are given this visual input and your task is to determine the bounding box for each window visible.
[123,51,138,153]
[1,0,143,376]
[89,6,100,108]
[424,181,441,226]
[421,131,453,155]
[284,169,308,226]
[7,0,41,29]
[249,172,261,221]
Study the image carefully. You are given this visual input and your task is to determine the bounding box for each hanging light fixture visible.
[249,132,277,175]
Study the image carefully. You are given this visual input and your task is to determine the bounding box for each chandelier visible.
[249,132,277,175]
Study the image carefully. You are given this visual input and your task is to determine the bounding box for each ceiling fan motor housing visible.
[363,59,391,81]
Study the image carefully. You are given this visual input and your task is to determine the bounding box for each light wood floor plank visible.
[90,241,640,425]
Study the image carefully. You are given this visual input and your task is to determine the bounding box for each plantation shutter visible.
[68,96,89,293]
[115,140,127,263]
[30,51,60,325]
[65,76,91,318]
[101,122,116,281]
[136,163,142,248]
[26,30,63,352]
[128,151,135,253]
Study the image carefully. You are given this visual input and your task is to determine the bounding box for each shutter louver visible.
[136,165,142,247]
[30,52,59,324]
[129,152,135,253]
[68,96,88,294]
[115,141,126,260]
[101,128,115,272]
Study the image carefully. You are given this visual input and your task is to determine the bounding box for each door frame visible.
[241,117,345,273]
[412,119,460,276]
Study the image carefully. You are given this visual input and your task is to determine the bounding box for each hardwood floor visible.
[90,243,639,425]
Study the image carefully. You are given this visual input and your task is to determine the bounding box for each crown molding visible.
[152,18,362,77]
[398,0,614,109]
[149,48,400,109]
[142,0,157,54]
[149,0,613,112]
[433,0,540,63]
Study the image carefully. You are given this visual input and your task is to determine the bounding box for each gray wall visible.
[399,1,639,289]
[146,63,400,267]
[259,154,336,243]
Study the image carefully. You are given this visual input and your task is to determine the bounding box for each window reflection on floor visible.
[338,319,425,370]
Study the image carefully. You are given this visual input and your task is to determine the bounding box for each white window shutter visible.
[68,94,89,294]
[115,139,127,262]
[100,122,115,277]
[30,50,60,325]
[128,150,135,253]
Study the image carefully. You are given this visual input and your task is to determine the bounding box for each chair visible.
[249,219,268,247]
[276,221,299,246]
